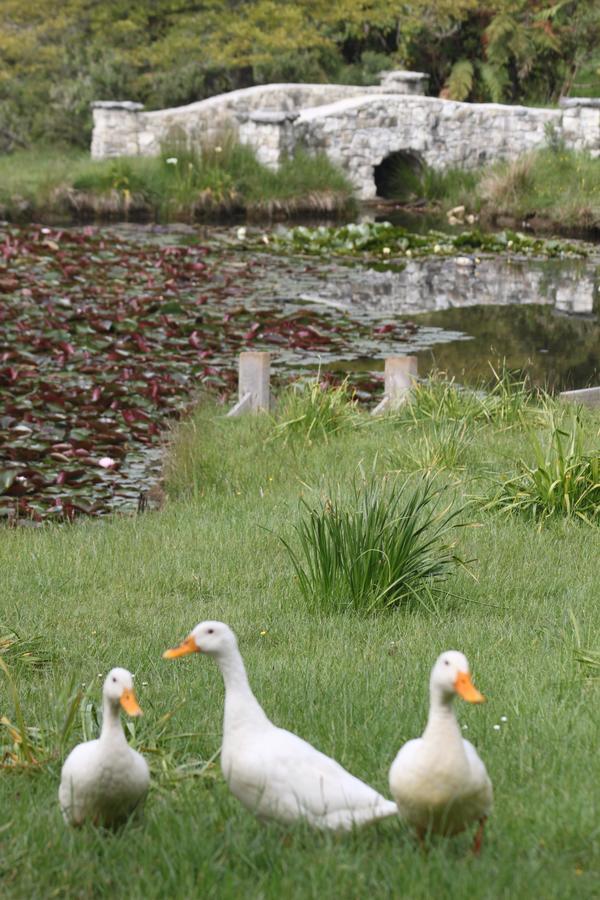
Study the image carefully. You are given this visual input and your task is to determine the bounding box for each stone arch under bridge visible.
[91,78,600,200]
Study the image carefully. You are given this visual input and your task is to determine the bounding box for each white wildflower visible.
[166,157,178,165]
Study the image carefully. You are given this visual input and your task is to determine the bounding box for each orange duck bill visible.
[120,688,143,716]
[162,635,199,659]
[454,671,485,703]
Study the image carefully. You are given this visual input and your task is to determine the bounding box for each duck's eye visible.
[112,676,117,682]
[208,628,214,634]
[444,660,450,666]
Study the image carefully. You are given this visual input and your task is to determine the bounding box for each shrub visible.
[488,414,600,524]
[281,473,468,614]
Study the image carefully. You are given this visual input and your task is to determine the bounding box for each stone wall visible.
[91,74,427,159]
[91,76,600,200]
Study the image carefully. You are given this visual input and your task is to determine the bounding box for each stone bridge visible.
[91,71,600,199]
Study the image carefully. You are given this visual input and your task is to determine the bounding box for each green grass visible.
[0,140,355,222]
[269,377,358,445]
[1,401,600,898]
[488,413,600,524]
[395,149,600,233]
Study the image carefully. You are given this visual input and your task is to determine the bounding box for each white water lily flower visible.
[98,456,116,468]
[166,157,178,165]
[236,226,247,240]
[382,246,391,255]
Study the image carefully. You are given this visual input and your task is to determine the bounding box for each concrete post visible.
[559,387,600,409]
[372,356,418,414]
[227,352,271,416]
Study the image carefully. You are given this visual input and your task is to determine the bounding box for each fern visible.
[479,62,510,103]
[444,59,474,101]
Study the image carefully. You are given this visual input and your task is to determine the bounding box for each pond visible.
[1,221,598,521]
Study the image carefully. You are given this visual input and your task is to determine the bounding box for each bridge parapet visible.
[91,80,600,199]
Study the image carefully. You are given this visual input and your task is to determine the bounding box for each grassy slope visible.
[1,407,599,899]
[0,144,355,220]
[420,150,600,232]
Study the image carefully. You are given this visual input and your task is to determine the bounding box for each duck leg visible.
[471,816,487,855]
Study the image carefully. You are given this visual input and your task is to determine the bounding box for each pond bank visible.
[0,145,356,225]
[373,149,600,239]
[1,147,600,238]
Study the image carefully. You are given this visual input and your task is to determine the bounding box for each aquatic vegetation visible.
[281,473,467,614]
[270,222,588,260]
[0,224,415,522]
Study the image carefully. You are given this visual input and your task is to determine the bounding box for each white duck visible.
[389,650,492,851]
[59,668,150,827]
[164,621,397,830]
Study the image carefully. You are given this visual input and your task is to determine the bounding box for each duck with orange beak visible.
[389,651,492,851]
[164,621,398,830]
[59,667,150,827]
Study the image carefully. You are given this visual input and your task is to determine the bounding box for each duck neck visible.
[99,696,127,748]
[216,646,269,734]
[422,685,463,747]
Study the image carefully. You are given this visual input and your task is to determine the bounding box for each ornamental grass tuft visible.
[270,377,358,445]
[281,472,468,614]
[488,413,600,524]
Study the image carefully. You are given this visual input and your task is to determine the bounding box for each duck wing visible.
[232,725,396,830]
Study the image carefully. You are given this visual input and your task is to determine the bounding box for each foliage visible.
[488,414,600,524]
[270,377,358,445]
[477,149,600,230]
[0,629,52,669]
[270,222,588,260]
[1,1,600,152]
[281,472,467,614]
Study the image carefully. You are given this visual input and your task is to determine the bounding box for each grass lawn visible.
[1,396,599,898]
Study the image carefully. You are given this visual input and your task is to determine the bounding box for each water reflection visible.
[273,252,599,390]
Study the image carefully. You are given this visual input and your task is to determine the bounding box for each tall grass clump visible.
[403,364,541,428]
[281,473,468,614]
[478,149,600,230]
[270,377,358,445]
[488,413,600,524]
[388,420,472,474]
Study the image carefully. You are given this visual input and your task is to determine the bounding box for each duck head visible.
[431,651,485,704]
[163,621,237,660]
[104,667,143,716]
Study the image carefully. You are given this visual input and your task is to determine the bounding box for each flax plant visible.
[281,473,468,614]
[488,414,600,524]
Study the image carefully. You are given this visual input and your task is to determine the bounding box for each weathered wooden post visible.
[227,351,271,416]
[559,387,600,409]
[372,356,418,414]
